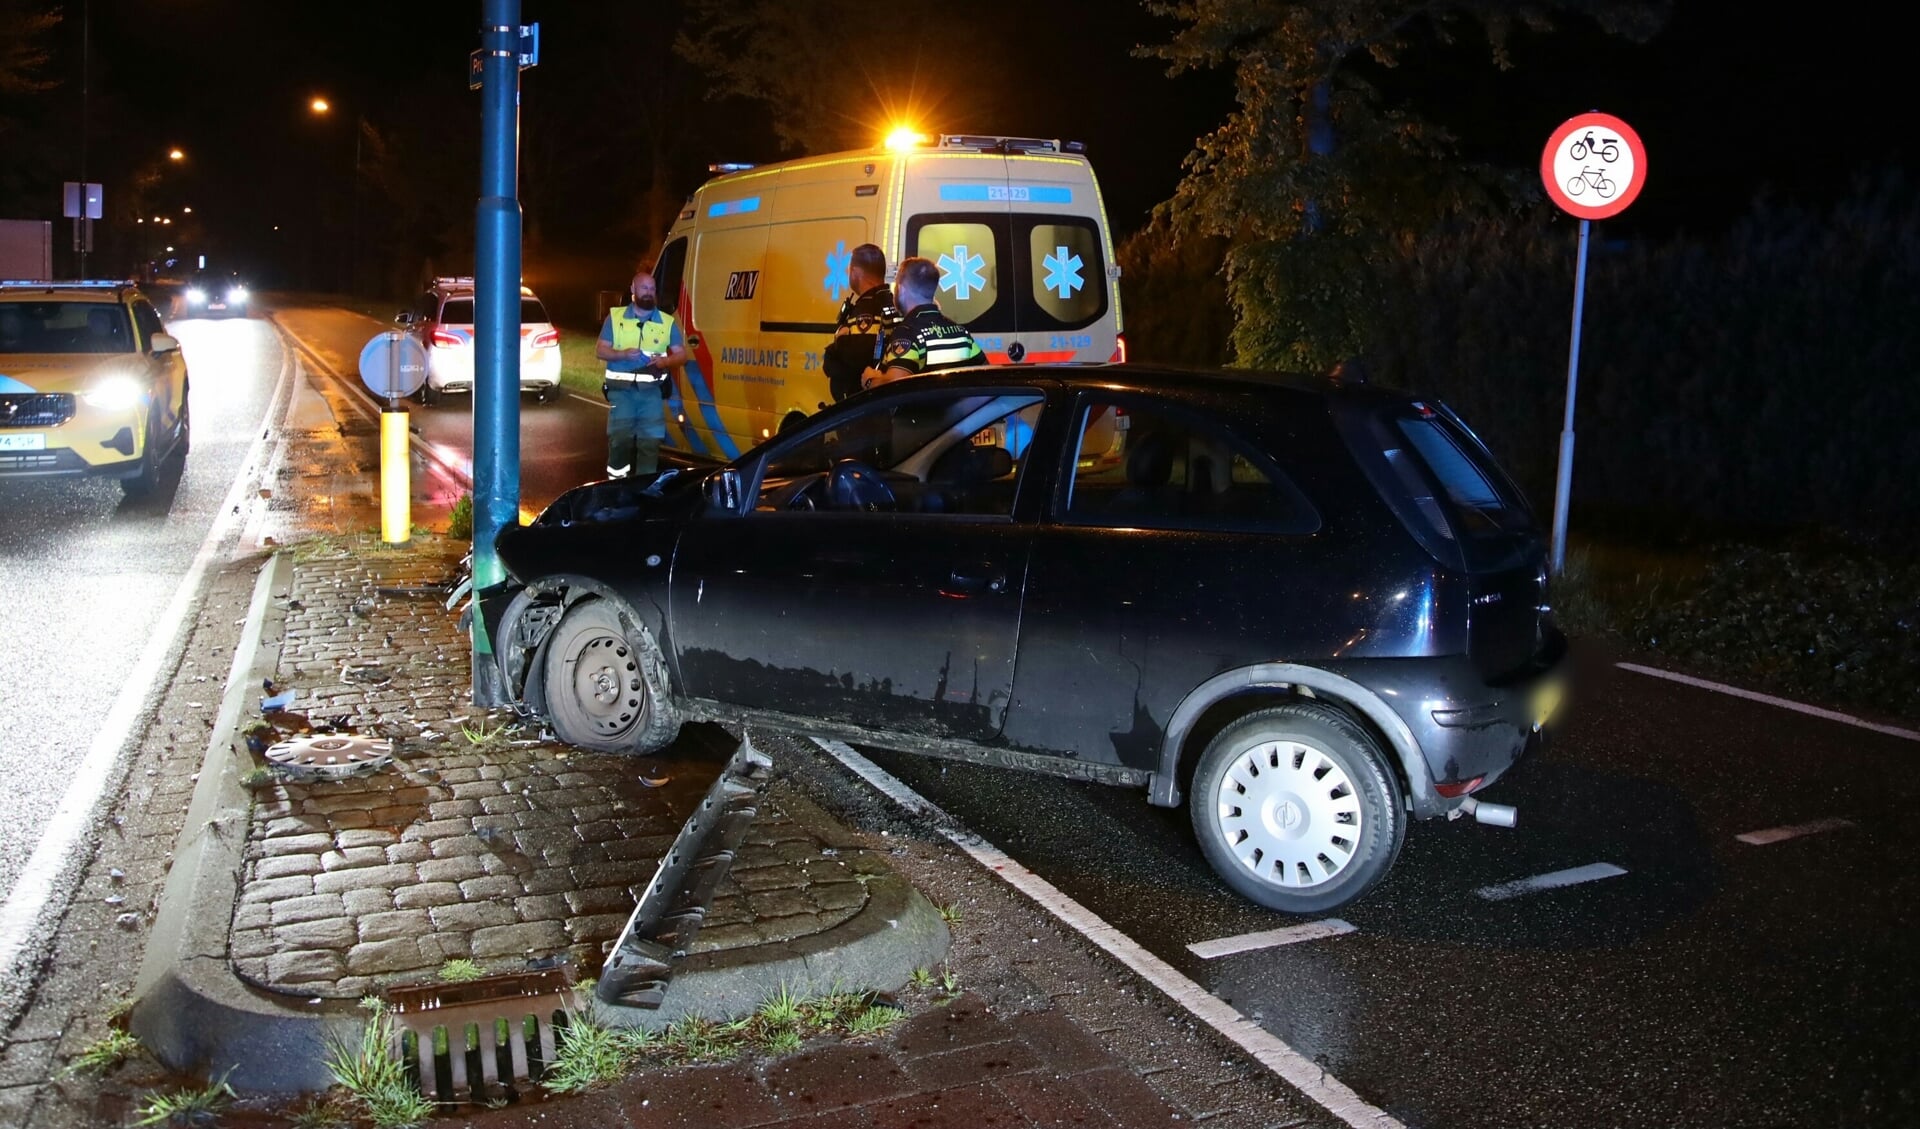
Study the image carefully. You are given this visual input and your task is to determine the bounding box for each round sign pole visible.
[1539,111,1646,574]
[358,329,430,547]
[380,332,409,545]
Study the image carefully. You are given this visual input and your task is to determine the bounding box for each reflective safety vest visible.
[605,307,677,383]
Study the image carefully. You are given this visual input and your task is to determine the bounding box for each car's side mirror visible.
[708,467,743,514]
[150,332,181,355]
[395,310,415,326]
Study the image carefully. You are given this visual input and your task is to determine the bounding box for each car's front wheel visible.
[1189,703,1405,913]
[541,599,679,755]
[119,403,165,498]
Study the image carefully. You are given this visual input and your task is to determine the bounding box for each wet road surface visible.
[266,303,611,516]
[0,316,283,904]
[853,648,1920,1128]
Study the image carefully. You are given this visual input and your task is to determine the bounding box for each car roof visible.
[861,363,1413,411]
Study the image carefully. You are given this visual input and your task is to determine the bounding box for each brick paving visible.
[232,539,882,998]
[442,993,1205,1129]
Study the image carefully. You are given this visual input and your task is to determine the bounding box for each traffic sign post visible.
[358,331,429,545]
[1540,112,1646,574]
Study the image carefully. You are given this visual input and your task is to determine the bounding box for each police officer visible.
[822,243,900,402]
[595,269,686,478]
[862,256,984,389]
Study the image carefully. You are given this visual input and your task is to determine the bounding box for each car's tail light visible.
[1433,775,1486,798]
[429,329,462,348]
[1110,334,1127,363]
[530,328,559,348]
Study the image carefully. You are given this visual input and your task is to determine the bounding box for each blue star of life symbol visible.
[1042,245,1084,300]
[823,240,852,301]
[938,245,987,302]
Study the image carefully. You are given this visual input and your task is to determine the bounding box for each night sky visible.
[19,0,1909,278]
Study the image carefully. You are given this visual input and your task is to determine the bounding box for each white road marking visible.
[1735,818,1856,846]
[810,738,1405,1129]
[1618,662,1920,743]
[1475,863,1627,902]
[0,347,294,988]
[1188,919,1357,959]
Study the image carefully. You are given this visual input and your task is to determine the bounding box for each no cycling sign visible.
[1541,111,1647,220]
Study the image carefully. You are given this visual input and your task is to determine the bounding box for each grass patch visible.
[458,714,518,748]
[325,998,438,1129]
[937,903,963,927]
[132,1075,233,1126]
[1568,535,1920,720]
[545,986,908,1094]
[65,1029,141,1075]
[557,340,608,400]
[289,1095,356,1129]
[446,492,474,540]
[238,766,278,791]
[437,958,484,983]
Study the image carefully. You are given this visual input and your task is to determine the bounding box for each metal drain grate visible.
[384,967,582,1104]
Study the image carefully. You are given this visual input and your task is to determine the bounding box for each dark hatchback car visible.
[479,367,1566,912]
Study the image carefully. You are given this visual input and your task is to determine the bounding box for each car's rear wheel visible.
[418,384,438,406]
[1190,703,1405,913]
[542,600,679,755]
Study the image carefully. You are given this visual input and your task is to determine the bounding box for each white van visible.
[649,134,1125,460]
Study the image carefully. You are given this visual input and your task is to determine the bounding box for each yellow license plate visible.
[1531,680,1564,731]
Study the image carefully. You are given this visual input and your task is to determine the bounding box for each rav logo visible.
[724,271,759,300]
[1471,592,1504,606]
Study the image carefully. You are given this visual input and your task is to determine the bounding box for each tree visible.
[0,0,57,96]
[676,0,1013,156]
[1141,0,1665,370]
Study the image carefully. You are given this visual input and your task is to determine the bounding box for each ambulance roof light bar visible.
[935,135,1086,155]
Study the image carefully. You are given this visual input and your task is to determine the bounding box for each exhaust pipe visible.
[1461,796,1517,828]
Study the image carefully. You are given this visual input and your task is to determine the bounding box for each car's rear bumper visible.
[1346,629,1568,817]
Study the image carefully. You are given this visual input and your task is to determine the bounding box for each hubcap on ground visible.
[570,633,642,735]
[1215,740,1363,889]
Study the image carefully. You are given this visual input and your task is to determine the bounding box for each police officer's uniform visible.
[870,303,985,385]
[823,283,901,401]
[598,302,683,478]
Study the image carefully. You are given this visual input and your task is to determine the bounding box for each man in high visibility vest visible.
[595,269,686,478]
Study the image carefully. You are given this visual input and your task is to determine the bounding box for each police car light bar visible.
[0,279,133,288]
[708,162,756,173]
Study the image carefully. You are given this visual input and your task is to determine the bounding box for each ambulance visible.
[652,133,1125,460]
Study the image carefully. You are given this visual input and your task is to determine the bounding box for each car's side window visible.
[1064,398,1319,534]
[131,301,164,348]
[753,392,1043,518]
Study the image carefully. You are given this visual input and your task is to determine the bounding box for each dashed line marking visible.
[810,738,1405,1129]
[1188,919,1357,959]
[1735,818,1855,846]
[1617,663,1920,743]
[1474,862,1627,902]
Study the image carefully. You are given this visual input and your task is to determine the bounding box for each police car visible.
[399,277,562,405]
[0,279,190,496]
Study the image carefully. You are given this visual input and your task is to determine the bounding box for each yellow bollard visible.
[380,410,411,544]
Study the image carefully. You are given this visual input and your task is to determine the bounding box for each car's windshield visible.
[0,301,134,355]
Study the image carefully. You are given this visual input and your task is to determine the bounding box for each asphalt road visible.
[267,303,613,516]
[0,315,283,905]
[851,646,1920,1128]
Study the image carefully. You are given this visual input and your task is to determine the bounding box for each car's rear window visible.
[438,298,547,325]
[1391,413,1530,538]
[0,301,133,354]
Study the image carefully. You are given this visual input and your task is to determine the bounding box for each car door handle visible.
[945,567,1006,595]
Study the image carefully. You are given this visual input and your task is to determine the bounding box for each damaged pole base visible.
[597,732,775,1009]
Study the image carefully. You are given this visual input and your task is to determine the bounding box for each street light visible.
[168,148,185,161]
[306,95,365,293]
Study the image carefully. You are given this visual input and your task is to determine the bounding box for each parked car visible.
[476,366,1566,912]
[398,277,561,405]
[0,279,190,497]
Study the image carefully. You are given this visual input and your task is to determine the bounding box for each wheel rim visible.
[1214,740,1363,889]
[566,630,645,737]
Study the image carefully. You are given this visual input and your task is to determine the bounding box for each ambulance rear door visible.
[1003,153,1119,366]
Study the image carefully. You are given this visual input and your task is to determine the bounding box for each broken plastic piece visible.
[260,690,295,712]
